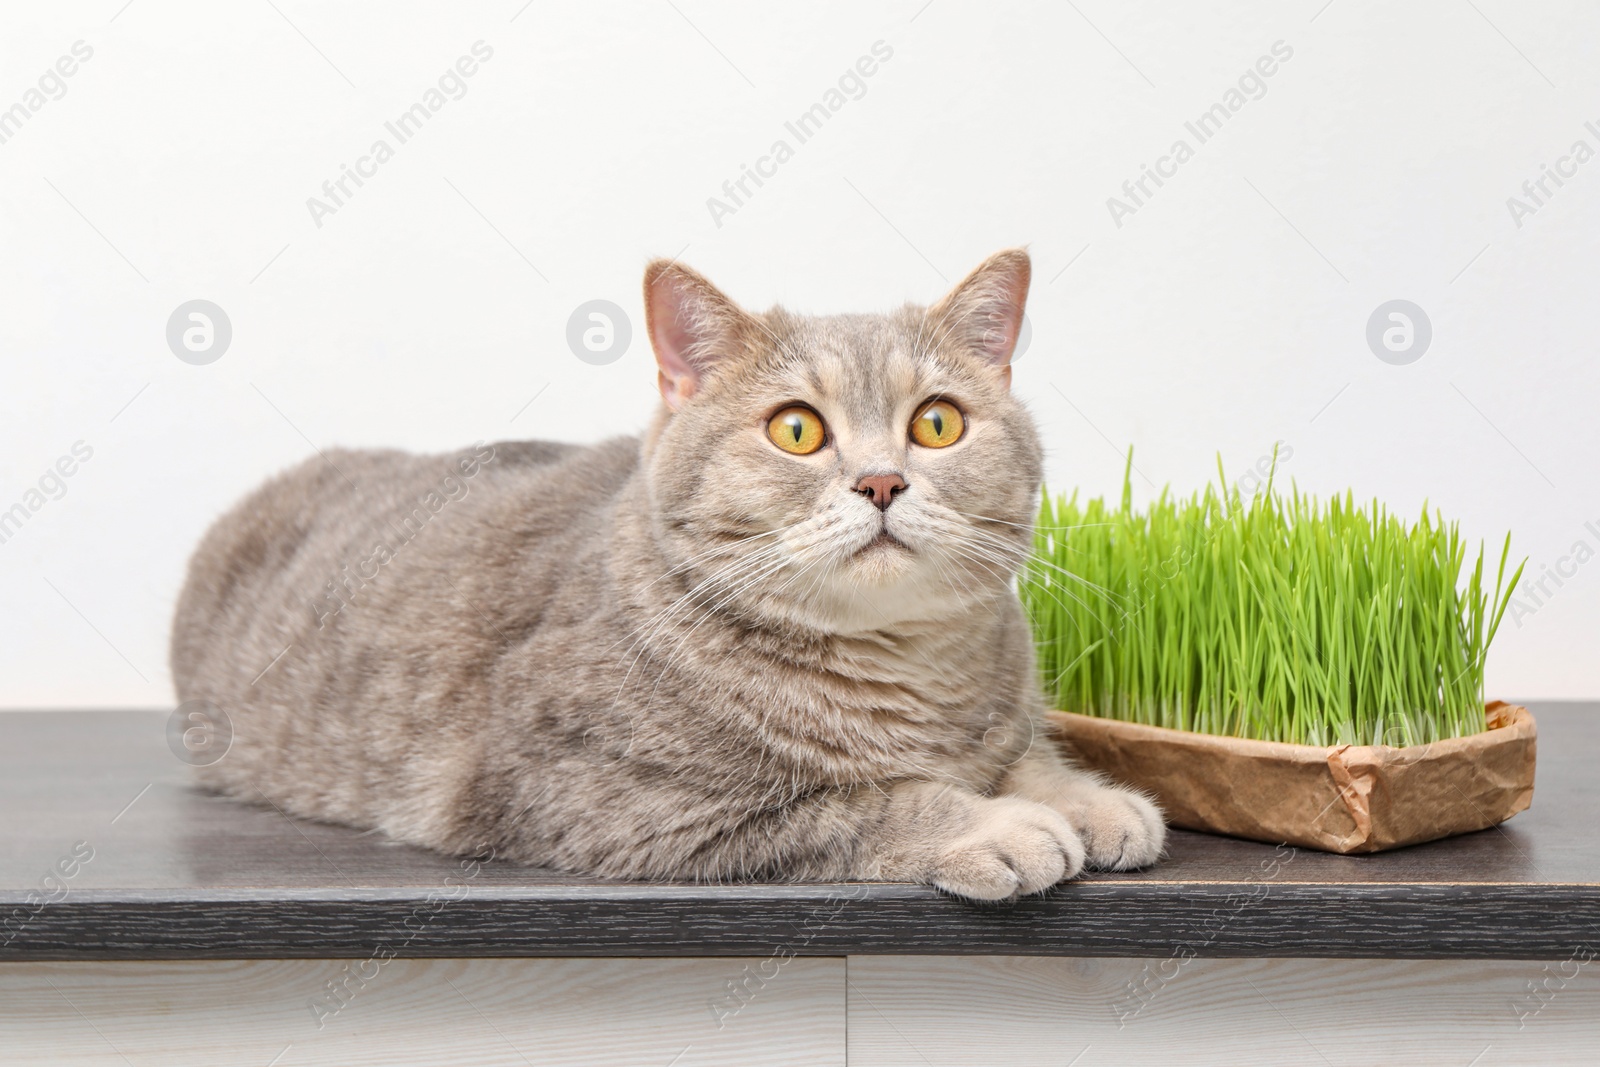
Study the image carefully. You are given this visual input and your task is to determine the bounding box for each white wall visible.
[1,0,1595,707]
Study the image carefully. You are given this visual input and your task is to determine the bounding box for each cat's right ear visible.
[643,260,756,410]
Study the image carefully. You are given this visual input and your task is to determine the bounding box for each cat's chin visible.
[781,520,923,604]
[801,560,984,635]
[845,529,916,581]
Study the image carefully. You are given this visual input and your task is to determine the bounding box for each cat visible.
[170,249,1165,900]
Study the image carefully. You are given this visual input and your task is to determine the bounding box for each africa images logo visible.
[305,42,495,228]
[1106,40,1294,228]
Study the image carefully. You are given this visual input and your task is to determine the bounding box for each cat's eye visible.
[767,406,827,455]
[910,399,965,448]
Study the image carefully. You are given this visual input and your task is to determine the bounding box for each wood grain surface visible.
[0,957,845,1066]
[1,704,1594,960]
[847,954,1600,1066]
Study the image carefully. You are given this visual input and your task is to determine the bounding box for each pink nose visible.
[855,472,907,511]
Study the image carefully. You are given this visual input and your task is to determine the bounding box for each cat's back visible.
[168,434,642,838]
[170,435,636,708]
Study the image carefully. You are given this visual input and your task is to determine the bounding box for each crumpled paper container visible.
[1046,701,1536,854]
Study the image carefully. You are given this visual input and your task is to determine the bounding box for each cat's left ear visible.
[643,259,758,410]
[926,248,1031,388]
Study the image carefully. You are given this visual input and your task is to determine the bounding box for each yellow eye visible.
[767,406,827,455]
[910,400,965,448]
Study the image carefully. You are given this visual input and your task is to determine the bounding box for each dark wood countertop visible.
[2,703,1595,960]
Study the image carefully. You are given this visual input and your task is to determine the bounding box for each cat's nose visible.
[854,472,907,511]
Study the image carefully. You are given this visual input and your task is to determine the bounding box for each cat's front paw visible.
[1060,787,1166,871]
[929,797,1086,901]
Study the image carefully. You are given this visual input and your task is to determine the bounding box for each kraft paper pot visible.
[1045,701,1536,854]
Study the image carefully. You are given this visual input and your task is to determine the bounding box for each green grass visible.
[1021,451,1524,747]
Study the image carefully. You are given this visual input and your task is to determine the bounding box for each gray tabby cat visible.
[171,249,1165,899]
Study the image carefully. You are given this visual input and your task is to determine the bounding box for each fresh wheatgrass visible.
[1020,451,1524,748]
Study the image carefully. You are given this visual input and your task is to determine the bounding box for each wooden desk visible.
[3,703,1596,1065]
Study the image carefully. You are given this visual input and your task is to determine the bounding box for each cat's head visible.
[640,250,1042,634]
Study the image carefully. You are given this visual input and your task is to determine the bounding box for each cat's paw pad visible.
[1064,788,1166,871]
[930,798,1085,901]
